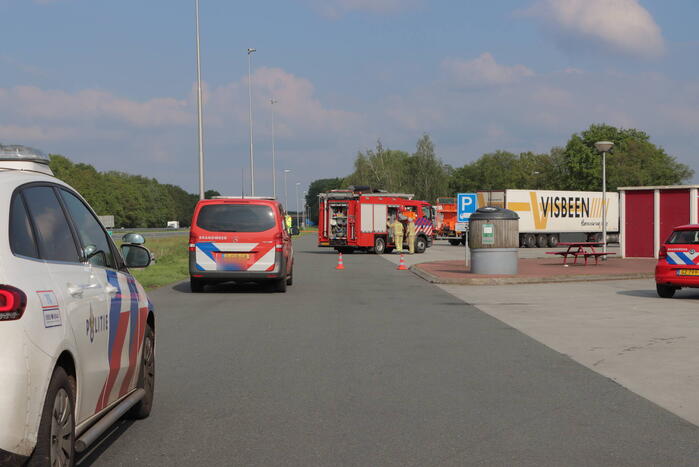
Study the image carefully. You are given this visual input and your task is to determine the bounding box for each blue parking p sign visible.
[457,193,477,222]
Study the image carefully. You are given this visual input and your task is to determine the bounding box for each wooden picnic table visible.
[545,241,615,265]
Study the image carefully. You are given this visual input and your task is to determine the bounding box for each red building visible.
[619,185,699,258]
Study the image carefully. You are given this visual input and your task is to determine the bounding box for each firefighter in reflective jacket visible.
[285,214,292,232]
[390,218,404,253]
[407,218,417,254]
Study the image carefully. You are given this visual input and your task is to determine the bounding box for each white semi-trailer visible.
[477,189,619,248]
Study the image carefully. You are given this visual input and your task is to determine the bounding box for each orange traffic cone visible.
[397,253,408,270]
[335,252,345,270]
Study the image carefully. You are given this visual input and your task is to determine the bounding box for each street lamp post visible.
[295,182,301,229]
[283,169,291,209]
[303,190,307,227]
[594,141,614,257]
[194,0,205,200]
[247,47,256,196]
[270,99,278,199]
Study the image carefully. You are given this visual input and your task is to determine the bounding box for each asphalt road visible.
[81,234,699,466]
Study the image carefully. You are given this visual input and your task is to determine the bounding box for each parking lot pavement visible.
[439,279,699,426]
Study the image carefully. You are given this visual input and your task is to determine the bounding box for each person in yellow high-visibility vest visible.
[407,218,417,254]
[285,214,292,232]
[390,218,404,253]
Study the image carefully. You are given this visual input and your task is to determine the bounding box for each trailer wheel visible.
[373,237,386,255]
[523,233,536,248]
[547,234,559,248]
[415,236,427,254]
[448,239,461,246]
[536,234,547,248]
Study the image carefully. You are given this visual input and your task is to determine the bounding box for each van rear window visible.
[667,230,699,244]
[196,204,275,232]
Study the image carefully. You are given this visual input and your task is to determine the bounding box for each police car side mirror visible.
[121,244,151,268]
[122,233,145,245]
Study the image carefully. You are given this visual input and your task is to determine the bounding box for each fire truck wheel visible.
[373,237,386,255]
[415,236,427,254]
[448,239,461,246]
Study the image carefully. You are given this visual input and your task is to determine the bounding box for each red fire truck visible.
[318,187,434,254]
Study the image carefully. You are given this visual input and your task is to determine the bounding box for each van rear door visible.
[192,202,278,272]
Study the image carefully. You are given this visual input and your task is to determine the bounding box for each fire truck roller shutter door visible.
[373,204,387,232]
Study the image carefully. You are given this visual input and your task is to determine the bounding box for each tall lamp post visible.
[247,47,257,196]
[295,182,301,229]
[303,190,307,227]
[270,99,278,199]
[194,0,205,200]
[283,169,291,209]
[594,141,614,256]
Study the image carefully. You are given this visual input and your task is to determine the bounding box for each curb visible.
[409,265,654,286]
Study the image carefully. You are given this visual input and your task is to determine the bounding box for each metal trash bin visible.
[468,206,519,274]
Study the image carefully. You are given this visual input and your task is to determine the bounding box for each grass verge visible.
[128,236,189,290]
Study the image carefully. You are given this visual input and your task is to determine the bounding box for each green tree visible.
[407,134,450,202]
[562,123,693,190]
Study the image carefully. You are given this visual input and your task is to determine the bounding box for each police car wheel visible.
[127,324,155,420]
[656,284,676,298]
[28,367,75,467]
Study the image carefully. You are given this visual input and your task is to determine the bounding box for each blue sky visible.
[1,0,698,199]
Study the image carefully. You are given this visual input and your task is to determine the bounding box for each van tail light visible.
[189,233,197,252]
[658,246,667,260]
[274,233,284,250]
[0,285,27,321]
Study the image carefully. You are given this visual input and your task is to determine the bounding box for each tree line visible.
[49,155,219,228]
[305,124,694,223]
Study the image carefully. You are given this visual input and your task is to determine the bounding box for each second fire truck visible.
[318,187,434,254]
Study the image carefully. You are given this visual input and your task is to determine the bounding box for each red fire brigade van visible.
[318,187,434,254]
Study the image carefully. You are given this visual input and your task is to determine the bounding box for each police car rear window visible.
[667,230,699,244]
[196,204,275,232]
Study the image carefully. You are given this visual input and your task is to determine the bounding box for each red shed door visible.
[660,190,690,244]
[625,190,654,257]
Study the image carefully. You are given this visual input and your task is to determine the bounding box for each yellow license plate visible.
[222,253,250,260]
[677,269,699,276]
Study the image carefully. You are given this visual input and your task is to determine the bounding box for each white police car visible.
[0,145,155,466]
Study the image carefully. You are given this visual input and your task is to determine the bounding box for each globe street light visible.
[247,47,256,196]
[594,141,614,257]
[283,169,291,209]
[270,98,278,199]
[194,0,205,200]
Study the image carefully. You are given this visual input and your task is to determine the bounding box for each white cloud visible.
[524,0,665,59]
[307,0,419,18]
[204,67,363,140]
[442,53,534,88]
[0,67,366,194]
[1,86,191,128]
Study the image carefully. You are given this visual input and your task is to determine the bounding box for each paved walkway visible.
[412,258,656,284]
